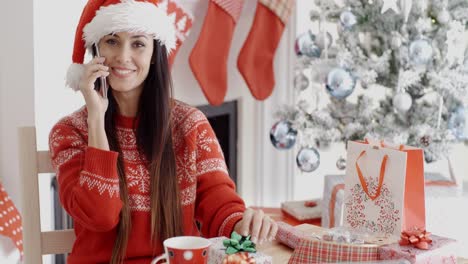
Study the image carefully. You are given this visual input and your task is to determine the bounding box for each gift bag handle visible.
[356,150,389,201]
[364,138,404,151]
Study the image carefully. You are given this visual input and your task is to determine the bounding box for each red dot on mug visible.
[183,250,193,260]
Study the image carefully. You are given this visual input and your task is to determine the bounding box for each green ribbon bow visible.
[223,231,257,255]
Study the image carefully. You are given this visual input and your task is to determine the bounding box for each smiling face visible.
[97,32,154,97]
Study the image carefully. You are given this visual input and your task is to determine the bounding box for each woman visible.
[49,0,277,263]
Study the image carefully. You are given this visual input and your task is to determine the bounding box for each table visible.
[255,207,468,264]
[252,207,321,226]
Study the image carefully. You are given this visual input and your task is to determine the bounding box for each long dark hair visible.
[96,41,184,264]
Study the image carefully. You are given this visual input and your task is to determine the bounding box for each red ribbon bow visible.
[399,228,432,250]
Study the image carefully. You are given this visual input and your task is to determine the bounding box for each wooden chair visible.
[18,127,75,264]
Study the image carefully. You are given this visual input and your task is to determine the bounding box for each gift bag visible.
[343,140,425,237]
[321,174,345,228]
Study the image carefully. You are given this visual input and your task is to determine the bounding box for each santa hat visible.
[66,0,177,90]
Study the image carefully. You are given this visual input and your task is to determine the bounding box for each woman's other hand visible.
[233,208,278,245]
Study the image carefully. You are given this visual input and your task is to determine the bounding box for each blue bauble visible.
[270,120,297,150]
[340,11,357,29]
[448,106,468,140]
[296,147,320,172]
[325,68,356,99]
[295,31,322,58]
[409,39,433,65]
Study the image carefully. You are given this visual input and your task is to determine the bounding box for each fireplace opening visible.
[197,100,238,185]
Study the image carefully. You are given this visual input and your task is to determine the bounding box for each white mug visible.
[151,236,211,264]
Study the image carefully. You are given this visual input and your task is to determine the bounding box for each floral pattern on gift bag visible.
[345,177,401,234]
[343,140,425,238]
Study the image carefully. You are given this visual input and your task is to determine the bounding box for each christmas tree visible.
[271,0,468,172]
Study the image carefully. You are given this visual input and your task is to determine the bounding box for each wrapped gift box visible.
[288,225,381,263]
[378,235,458,264]
[276,221,320,249]
[208,237,272,264]
[289,239,381,264]
[321,174,345,228]
[281,199,321,221]
[276,222,390,264]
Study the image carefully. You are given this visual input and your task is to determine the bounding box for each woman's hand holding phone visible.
[79,56,110,119]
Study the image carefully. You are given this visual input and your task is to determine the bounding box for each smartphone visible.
[94,46,108,99]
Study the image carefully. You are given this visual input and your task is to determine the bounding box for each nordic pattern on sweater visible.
[49,100,245,264]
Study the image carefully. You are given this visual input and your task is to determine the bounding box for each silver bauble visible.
[437,10,450,25]
[340,11,357,29]
[270,120,297,150]
[448,106,468,140]
[409,39,433,65]
[295,31,322,58]
[294,73,310,91]
[296,147,320,172]
[392,91,413,113]
[325,68,356,99]
[336,157,346,170]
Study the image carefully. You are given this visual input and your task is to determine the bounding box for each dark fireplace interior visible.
[197,100,238,185]
[51,100,238,263]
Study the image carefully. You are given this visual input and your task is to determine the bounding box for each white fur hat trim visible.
[83,0,176,52]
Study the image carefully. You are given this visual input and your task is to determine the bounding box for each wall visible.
[0,0,35,261]
[0,0,36,213]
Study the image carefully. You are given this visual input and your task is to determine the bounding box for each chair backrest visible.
[18,127,75,264]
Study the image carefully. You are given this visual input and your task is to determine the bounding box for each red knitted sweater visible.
[49,101,245,264]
